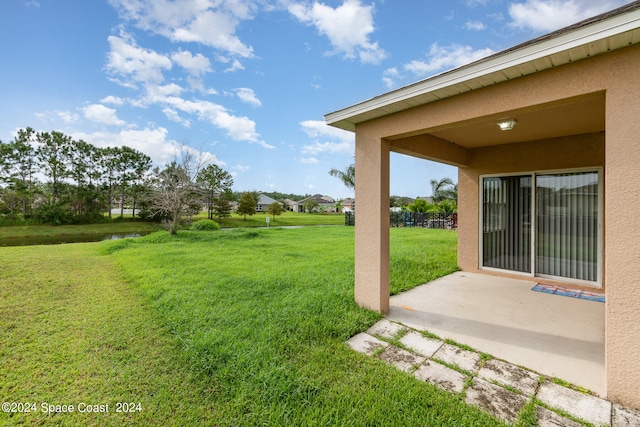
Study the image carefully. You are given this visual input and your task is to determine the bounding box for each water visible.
[0,232,150,247]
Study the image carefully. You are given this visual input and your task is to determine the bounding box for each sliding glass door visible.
[482,176,532,273]
[535,172,599,282]
[482,170,600,285]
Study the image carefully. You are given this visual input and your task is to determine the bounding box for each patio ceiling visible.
[396,92,606,149]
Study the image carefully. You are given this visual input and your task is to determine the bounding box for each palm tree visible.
[430,177,457,204]
[329,163,355,190]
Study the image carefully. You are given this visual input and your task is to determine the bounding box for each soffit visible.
[419,93,606,149]
[325,3,640,132]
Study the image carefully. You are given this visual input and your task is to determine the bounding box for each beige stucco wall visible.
[353,43,640,408]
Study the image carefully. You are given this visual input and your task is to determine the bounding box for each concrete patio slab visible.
[378,346,425,373]
[465,377,529,423]
[387,271,605,395]
[535,406,583,427]
[366,319,405,339]
[398,330,443,357]
[612,403,640,426]
[537,382,611,426]
[432,343,481,373]
[346,332,388,356]
[478,359,540,396]
[413,360,466,393]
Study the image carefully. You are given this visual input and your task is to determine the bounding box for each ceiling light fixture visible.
[497,118,517,131]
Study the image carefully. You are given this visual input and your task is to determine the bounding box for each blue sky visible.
[0,0,632,199]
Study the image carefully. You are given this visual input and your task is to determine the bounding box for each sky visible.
[0,0,633,200]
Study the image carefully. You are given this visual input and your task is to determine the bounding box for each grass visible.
[0,227,506,426]
[194,211,346,228]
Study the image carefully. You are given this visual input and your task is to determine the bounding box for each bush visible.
[191,219,221,231]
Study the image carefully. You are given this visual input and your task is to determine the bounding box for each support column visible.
[354,131,390,313]
[605,80,640,409]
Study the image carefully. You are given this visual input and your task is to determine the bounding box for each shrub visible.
[191,219,221,231]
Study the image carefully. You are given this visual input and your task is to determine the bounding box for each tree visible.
[196,164,233,220]
[430,177,457,204]
[148,161,202,235]
[407,198,436,213]
[267,201,282,219]
[36,130,72,203]
[116,146,152,218]
[437,199,457,214]
[0,128,38,216]
[329,163,355,190]
[213,188,233,219]
[303,199,319,213]
[237,192,257,219]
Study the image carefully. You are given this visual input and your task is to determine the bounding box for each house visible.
[341,197,355,212]
[325,2,640,410]
[283,198,299,212]
[298,194,337,212]
[256,194,278,213]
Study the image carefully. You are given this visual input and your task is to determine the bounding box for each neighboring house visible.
[341,197,355,212]
[283,198,299,212]
[256,194,278,213]
[299,194,337,212]
[325,3,640,409]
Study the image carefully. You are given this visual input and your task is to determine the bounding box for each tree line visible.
[0,127,237,227]
[0,127,153,224]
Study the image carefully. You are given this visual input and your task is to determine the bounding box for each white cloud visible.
[299,119,354,143]
[224,58,245,72]
[72,127,175,164]
[382,67,401,89]
[171,50,212,76]
[404,43,495,77]
[72,126,223,167]
[289,0,387,64]
[464,20,486,30]
[508,0,629,32]
[299,120,354,155]
[235,164,251,172]
[235,88,262,107]
[141,83,185,105]
[106,32,172,86]
[161,96,273,148]
[301,141,353,155]
[100,95,125,105]
[57,111,80,123]
[298,157,319,164]
[109,0,255,57]
[82,104,126,126]
[35,110,79,124]
[162,107,191,127]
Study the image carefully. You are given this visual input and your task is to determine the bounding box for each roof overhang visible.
[325,2,640,132]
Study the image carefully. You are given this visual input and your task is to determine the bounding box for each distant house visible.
[341,197,355,212]
[299,194,337,213]
[256,194,278,213]
[283,198,300,212]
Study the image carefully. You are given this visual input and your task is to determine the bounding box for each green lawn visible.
[194,211,345,227]
[0,227,506,426]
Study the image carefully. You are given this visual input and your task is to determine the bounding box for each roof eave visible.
[324,3,640,132]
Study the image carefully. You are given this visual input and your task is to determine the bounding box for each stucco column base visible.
[354,132,390,313]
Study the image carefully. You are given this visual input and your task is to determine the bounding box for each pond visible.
[0,232,152,247]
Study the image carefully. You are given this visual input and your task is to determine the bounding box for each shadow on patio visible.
[386,271,605,396]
